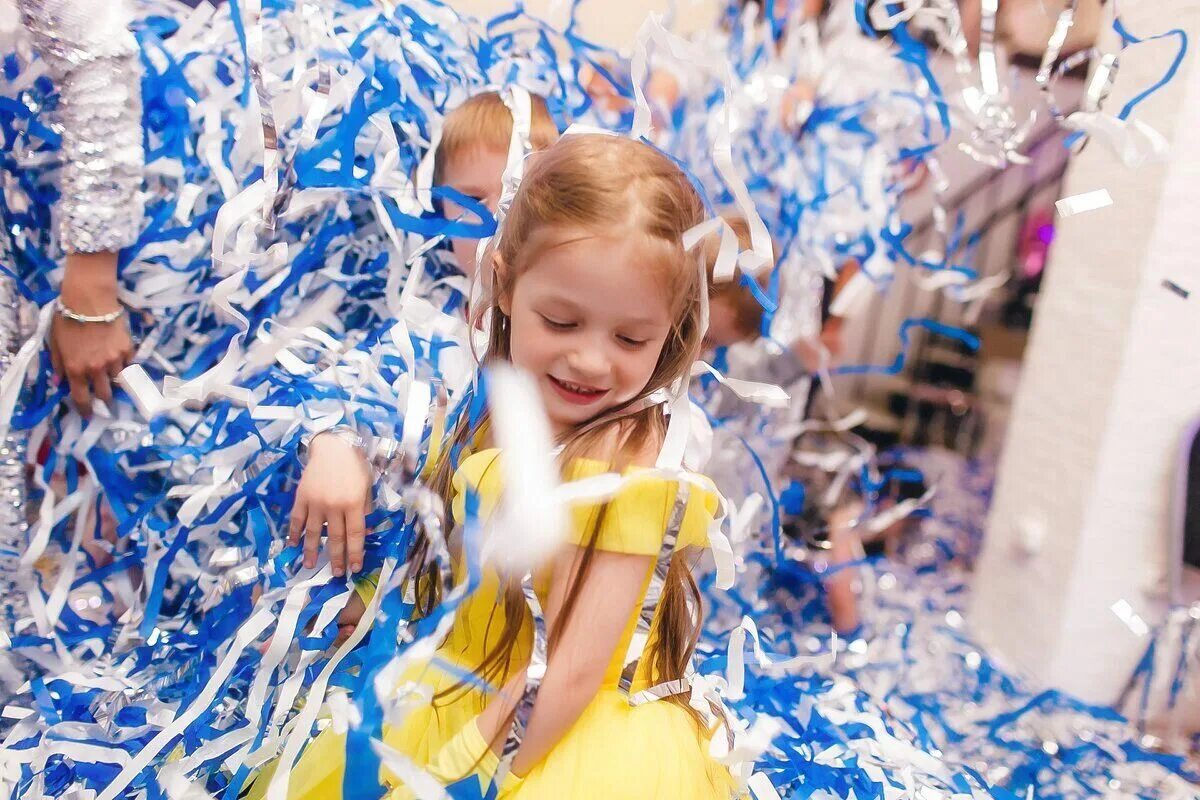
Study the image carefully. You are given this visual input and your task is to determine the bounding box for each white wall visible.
[971,0,1200,703]
[446,0,719,49]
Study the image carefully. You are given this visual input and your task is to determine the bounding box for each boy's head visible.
[435,91,559,279]
[703,214,769,350]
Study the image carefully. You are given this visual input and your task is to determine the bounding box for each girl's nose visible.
[566,344,609,382]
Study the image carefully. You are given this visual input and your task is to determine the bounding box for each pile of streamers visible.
[697,449,1200,799]
[0,0,1195,798]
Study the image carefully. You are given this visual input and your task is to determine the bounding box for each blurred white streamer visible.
[487,364,568,573]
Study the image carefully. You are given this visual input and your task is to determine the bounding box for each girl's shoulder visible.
[575,416,663,469]
[563,456,720,555]
[451,447,504,496]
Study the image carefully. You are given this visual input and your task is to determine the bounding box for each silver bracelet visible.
[55,298,125,324]
[298,426,365,466]
[298,425,404,473]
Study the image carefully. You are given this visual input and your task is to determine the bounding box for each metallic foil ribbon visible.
[494,572,548,788]
[0,275,30,637]
[17,0,144,254]
[239,0,283,231]
[619,483,689,705]
[1034,0,1120,125]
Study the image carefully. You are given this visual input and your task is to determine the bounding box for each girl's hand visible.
[254,585,368,653]
[289,433,372,576]
[334,591,367,647]
[52,251,135,416]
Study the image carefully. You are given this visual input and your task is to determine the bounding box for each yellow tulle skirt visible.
[486,688,738,799]
[246,669,738,800]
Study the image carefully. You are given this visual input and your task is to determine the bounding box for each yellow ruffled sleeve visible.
[446,449,719,556]
[450,450,504,523]
[564,461,719,556]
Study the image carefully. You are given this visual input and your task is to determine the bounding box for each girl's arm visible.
[476,545,652,776]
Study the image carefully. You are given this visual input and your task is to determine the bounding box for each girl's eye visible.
[617,335,648,348]
[540,315,575,331]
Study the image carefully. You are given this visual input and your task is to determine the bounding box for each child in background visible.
[289,90,558,591]
[693,214,803,530]
[434,91,559,284]
[695,214,810,429]
[265,134,739,799]
[702,216,767,353]
[779,439,930,635]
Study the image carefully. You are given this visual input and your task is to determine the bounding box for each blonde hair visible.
[433,91,559,184]
[706,214,770,340]
[416,134,709,728]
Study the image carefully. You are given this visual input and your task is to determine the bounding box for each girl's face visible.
[501,230,676,435]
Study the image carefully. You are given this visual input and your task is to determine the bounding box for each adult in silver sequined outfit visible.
[18,0,143,415]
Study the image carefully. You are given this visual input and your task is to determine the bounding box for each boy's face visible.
[702,295,754,351]
[441,146,509,280]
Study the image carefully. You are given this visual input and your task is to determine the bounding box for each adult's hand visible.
[50,251,134,416]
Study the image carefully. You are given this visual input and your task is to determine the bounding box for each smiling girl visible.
[273,133,740,799]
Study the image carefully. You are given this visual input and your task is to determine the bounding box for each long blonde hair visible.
[415,134,709,724]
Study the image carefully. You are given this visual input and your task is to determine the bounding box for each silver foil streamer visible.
[0,275,30,639]
[1034,0,1104,123]
[976,0,1001,99]
[619,483,689,705]
[240,0,284,231]
[18,0,144,253]
[494,572,548,788]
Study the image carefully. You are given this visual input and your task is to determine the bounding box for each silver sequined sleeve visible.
[18,0,144,254]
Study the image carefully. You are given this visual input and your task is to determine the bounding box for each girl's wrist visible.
[298,426,364,468]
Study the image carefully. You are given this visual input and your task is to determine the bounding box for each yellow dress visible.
[251,448,738,800]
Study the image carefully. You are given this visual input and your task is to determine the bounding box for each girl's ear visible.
[494,252,513,316]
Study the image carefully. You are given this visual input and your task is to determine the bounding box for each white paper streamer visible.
[488,364,566,573]
[1056,188,1113,217]
[691,361,790,408]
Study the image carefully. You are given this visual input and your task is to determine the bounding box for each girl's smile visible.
[500,229,676,435]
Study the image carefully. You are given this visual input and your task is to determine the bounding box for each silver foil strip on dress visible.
[619,482,689,706]
[18,0,144,254]
[494,571,548,789]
